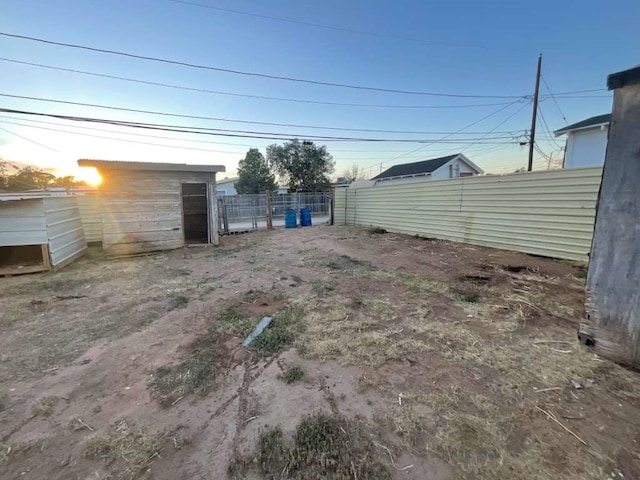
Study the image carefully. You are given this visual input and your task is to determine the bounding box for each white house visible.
[370,153,484,186]
[216,177,239,196]
[554,113,611,168]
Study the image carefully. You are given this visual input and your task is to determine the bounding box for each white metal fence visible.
[334,167,603,261]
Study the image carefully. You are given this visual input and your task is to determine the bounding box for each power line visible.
[0,32,530,98]
[0,84,521,135]
[0,94,520,138]
[0,120,256,153]
[460,101,530,153]
[0,117,251,153]
[0,125,59,152]
[0,107,518,144]
[168,0,513,52]
[537,104,563,149]
[541,74,568,123]
[0,58,522,111]
[377,99,526,169]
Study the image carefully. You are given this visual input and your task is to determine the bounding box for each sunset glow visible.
[75,167,102,186]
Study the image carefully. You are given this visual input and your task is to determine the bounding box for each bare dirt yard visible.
[1,225,639,480]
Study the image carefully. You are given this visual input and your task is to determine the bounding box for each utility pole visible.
[528,54,542,171]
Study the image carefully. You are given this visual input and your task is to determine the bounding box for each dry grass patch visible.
[1,442,36,464]
[83,419,161,480]
[301,298,427,366]
[278,365,305,384]
[231,414,391,480]
[31,395,59,417]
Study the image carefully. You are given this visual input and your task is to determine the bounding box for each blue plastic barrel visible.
[300,207,312,227]
[285,209,297,228]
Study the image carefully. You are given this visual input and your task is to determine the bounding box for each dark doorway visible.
[181,183,209,243]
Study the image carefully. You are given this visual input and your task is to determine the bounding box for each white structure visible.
[216,177,238,196]
[0,195,87,274]
[554,114,610,168]
[371,153,483,186]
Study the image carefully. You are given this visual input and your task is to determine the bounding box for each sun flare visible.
[75,167,102,186]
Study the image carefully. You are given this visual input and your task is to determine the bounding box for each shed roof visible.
[372,154,459,180]
[78,159,226,173]
[553,114,611,136]
[607,65,640,90]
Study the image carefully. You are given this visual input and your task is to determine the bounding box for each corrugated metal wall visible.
[76,194,102,243]
[336,167,602,261]
[43,197,87,268]
[0,199,48,246]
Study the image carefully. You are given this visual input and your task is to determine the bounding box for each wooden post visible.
[265,192,273,230]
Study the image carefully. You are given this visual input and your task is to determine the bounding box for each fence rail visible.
[218,192,332,234]
[334,167,603,261]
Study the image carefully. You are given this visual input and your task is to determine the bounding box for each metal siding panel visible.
[43,197,87,267]
[343,167,602,261]
[0,200,48,246]
[77,194,102,242]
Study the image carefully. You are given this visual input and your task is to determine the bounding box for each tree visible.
[234,148,277,194]
[3,167,56,191]
[341,163,367,183]
[51,175,87,188]
[266,139,335,192]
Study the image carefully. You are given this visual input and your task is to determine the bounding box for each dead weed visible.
[83,419,161,479]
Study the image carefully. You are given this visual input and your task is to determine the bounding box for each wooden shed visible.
[579,64,640,366]
[78,160,225,258]
[0,195,87,275]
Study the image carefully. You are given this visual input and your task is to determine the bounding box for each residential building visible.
[216,177,238,196]
[371,154,483,186]
[554,114,611,168]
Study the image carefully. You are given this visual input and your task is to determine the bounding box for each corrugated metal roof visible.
[78,159,226,173]
[554,114,611,136]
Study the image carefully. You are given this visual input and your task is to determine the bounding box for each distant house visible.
[554,114,611,168]
[216,177,238,196]
[371,154,483,186]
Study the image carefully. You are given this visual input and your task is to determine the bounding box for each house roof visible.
[78,159,226,173]
[553,114,611,136]
[217,176,239,184]
[371,154,459,180]
[608,65,640,90]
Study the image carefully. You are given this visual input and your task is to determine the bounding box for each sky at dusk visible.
[0,0,637,183]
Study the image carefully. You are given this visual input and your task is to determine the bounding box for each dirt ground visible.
[1,225,639,480]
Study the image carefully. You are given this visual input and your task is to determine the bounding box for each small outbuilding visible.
[0,195,87,275]
[78,160,225,258]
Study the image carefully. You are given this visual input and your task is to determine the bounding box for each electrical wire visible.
[537,104,563,149]
[0,32,531,98]
[0,95,521,139]
[541,74,568,124]
[0,58,522,111]
[0,107,519,144]
[168,0,517,51]
[0,125,60,152]
[376,99,527,170]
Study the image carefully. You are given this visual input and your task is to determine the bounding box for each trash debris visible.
[242,316,273,347]
[571,381,583,390]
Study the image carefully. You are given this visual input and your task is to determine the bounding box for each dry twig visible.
[373,442,413,471]
[535,406,587,445]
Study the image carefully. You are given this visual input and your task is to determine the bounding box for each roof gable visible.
[553,114,611,136]
[372,154,459,180]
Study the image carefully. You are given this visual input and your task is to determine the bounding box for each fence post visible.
[266,192,273,230]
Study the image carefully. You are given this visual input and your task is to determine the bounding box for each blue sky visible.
[0,0,636,181]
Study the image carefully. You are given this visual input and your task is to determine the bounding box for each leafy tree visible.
[341,163,367,183]
[266,139,335,192]
[234,148,277,194]
[3,167,56,191]
[51,175,86,188]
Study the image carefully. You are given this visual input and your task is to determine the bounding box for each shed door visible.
[181,183,209,243]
